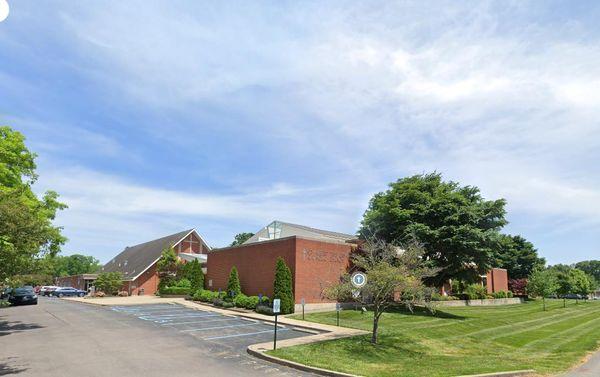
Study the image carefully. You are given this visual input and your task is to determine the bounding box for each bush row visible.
[191,289,269,310]
[159,286,191,295]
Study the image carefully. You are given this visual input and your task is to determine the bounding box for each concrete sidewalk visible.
[562,350,600,377]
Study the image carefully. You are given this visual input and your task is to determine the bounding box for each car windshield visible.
[13,288,34,294]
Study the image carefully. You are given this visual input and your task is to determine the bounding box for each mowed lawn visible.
[270,300,600,377]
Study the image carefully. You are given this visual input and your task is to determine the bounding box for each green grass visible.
[269,300,600,377]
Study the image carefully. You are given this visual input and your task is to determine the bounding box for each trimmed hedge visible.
[160,286,191,295]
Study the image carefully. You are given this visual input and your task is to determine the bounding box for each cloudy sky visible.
[1,1,599,264]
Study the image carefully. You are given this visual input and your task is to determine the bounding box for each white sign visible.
[352,289,360,299]
[301,298,305,306]
[336,303,341,312]
[273,299,281,314]
[351,272,367,288]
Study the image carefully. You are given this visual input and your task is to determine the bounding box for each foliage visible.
[272,300,600,377]
[528,268,558,310]
[574,260,600,283]
[159,286,191,295]
[0,126,67,281]
[256,304,274,315]
[463,283,487,300]
[230,232,254,246]
[175,278,191,288]
[226,266,242,297]
[180,259,204,293]
[325,239,438,344]
[193,289,219,302]
[273,257,294,314]
[94,272,123,295]
[568,269,593,297]
[157,246,181,290]
[360,173,507,286]
[508,278,528,296]
[430,293,458,301]
[10,273,53,286]
[34,254,100,278]
[491,291,508,299]
[492,235,545,279]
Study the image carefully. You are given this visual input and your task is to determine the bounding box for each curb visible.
[454,370,536,377]
[247,345,361,377]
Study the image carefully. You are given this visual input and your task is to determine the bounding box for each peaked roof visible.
[101,229,201,280]
[243,221,356,245]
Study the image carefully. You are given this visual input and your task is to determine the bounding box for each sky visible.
[1,1,599,264]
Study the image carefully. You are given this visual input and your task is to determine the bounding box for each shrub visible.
[492,291,508,299]
[256,304,274,315]
[159,287,191,295]
[233,293,249,308]
[507,291,514,298]
[196,290,218,302]
[95,272,123,295]
[180,259,204,294]
[221,301,234,308]
[431,293,459,301]
[273,257,294,314]
[244,296,260,309]
[117,291,129,297]
[227,266,242,297]
[175,278,191,288]
[464,284,487,300]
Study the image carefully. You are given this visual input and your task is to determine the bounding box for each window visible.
[267,221,282,240]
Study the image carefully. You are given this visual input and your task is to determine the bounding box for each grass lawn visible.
[269,300,600,377]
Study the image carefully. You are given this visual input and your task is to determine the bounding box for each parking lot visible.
[110,303,311,351]
[0,297,316,376]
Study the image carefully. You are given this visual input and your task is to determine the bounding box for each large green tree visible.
[574,260,600,283]
[493,235,546,279]
[360,173,507,285]
[0,126,67,281]
[230,232,254,246]
[528,267,558,311]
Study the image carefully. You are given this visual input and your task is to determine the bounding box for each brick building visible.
[206,221,357,308]
[58,229,210,295]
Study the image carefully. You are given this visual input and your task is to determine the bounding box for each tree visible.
[493,235,546,279]
[180,259,204,293]
[574,260,600,283]
[273,257,294,314]
[527,268,558,311]
[95,272,123,295]
[568,269,593,300]
[0,126,67,281]
[230,232,254,246]
[157,246,181,290]
[326,239,438,344]
[227,266,241,297]
[360,173,507,286]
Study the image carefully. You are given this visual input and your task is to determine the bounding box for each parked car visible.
[40,286,59,296]
[563,293,585,300]
[8,287,38,305]
[1,287,12,300]
[53,287,86,298]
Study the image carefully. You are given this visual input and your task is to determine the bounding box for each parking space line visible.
[139,313,218,320]
[203,328,289,340]
[161,318,240,326]
[181,323,261,332]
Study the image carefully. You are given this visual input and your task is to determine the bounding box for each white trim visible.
[128,229,211,281]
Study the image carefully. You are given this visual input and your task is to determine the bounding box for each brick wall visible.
[294,238,353,303]
[205,236,354,303]
[486,268,509,293]
[206,237,296,298]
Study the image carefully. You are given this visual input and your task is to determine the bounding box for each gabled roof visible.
[243,220,356,245]
[101,229,206,280]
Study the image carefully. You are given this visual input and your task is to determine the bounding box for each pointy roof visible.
[101,229,209,280]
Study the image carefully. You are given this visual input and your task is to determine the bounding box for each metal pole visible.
[273,314,278,350]
[337,309,340,326]
[302,303,305,320]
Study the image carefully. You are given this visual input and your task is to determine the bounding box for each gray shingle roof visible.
[101,229,193,280]
[243,221,356,245]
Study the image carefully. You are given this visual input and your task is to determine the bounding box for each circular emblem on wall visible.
[351,272,367,288]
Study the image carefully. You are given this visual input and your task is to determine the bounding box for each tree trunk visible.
[563,298,566,308]
[543,297,546,311]
[371,310,380,344]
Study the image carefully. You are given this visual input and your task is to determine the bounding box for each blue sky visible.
[1,1,599,264]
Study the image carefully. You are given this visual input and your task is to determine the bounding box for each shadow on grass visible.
[383,304,467,320]
[326,333,429,361]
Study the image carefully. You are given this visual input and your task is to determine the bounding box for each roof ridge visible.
[274,220,355,238]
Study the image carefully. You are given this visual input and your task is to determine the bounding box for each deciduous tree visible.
[230,232,254,246]
[527,268,558,311]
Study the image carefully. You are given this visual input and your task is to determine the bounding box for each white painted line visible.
[203,328,289,340]
[261,321,286,328]
[239,317,259,323]
[181,323,260,332]
[161,318,240,326]
[139,313,215,319]
[144,314,222,322]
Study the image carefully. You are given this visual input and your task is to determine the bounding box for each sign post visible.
[272,298,281,350]
[301,298,305,320]
[336,302,341,326]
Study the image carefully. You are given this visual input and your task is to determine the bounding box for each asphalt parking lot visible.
[0,297,316,376]
[110,303,310,352]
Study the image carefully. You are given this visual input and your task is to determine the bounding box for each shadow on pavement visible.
[0,357,28,375]
[0,317,44,337]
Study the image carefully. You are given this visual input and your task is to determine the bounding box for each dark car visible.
[563,293,585,300]
[53,287,86,298]
[8,287,38,305]
[1,287,12,300]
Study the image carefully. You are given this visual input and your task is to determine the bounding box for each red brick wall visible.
[206,237,296,298]
[176,232,205,254]
[56,275,85,290]
[486,268,509,293]
[205,236,354,303]
[129,264,159,295]
[294,238,353,303]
